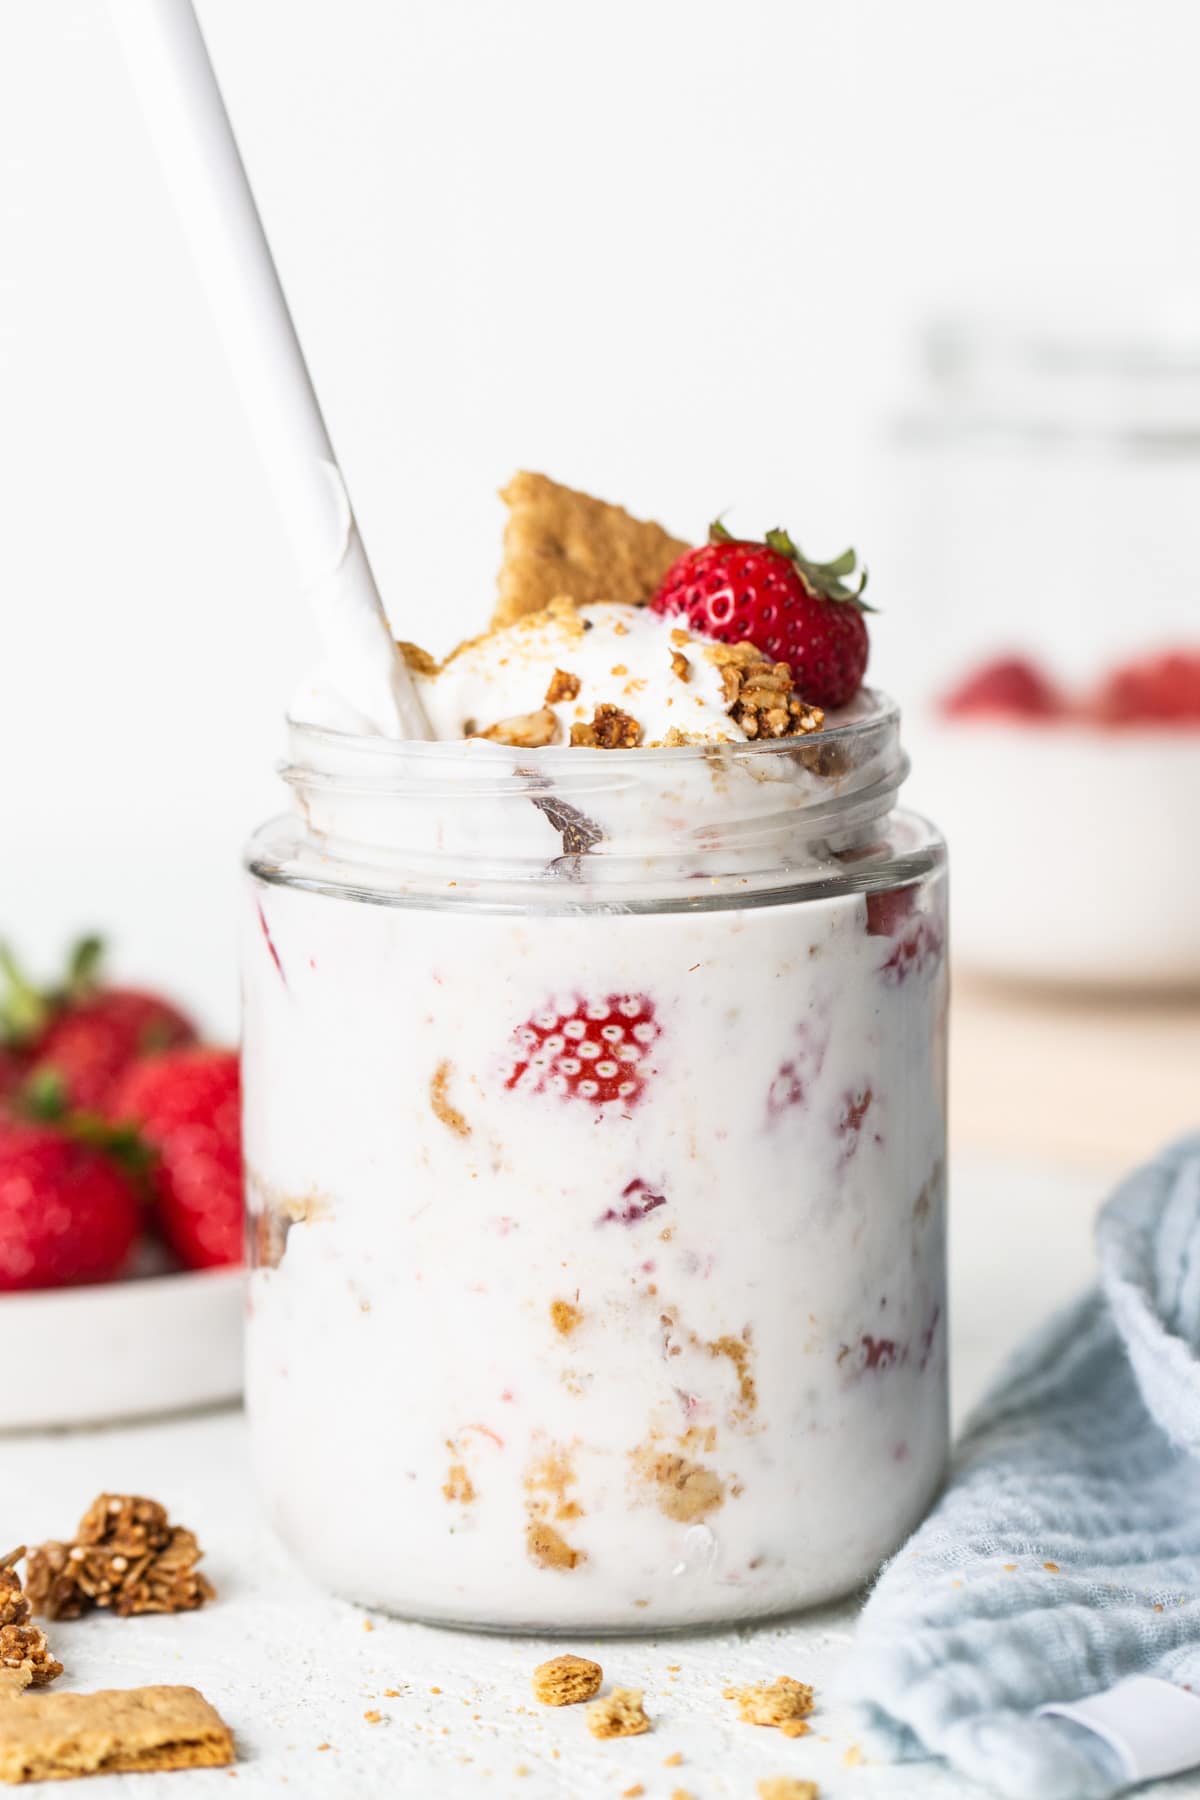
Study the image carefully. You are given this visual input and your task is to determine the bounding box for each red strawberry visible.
[650,522,871,708]
[0,1047,27,1106]
[506,995,661,1108]
[1087,649,1200,727]
[109,1050,242,1269]
[0,1117,141,1291]
[940,656,1064,722]
[1,938,196,1111]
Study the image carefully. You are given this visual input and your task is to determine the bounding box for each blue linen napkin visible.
[840,1132,1200,1798]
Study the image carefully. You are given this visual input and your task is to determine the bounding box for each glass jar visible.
[242,694,948,1632]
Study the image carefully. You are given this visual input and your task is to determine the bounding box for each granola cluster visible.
[570,703,642,748]
[706,643,825,740]
[0,1548,62,1689]
[26,1495,215,1621]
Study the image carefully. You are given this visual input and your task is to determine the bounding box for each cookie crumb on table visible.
[0,1685,233,1783]
[724,1675,815,1732]
[531,1655,603,1707]
[757,1780,819,1800]
[585,1686,651,1739]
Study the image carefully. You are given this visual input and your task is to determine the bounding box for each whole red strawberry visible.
[108,1049,242,1269]
[940,656,1065,722]
[650,522,871,708]
[0,1116,141,1291]
[1,939,196,1112]
[1088,649,1200,727]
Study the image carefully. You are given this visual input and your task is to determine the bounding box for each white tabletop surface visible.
[2,1153,1193,1800]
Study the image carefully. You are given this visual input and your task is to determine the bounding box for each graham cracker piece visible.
[0,1685,234,1784]
[531,1654,602,1706]
[494,472,688,626]
[757,1781,819,1800]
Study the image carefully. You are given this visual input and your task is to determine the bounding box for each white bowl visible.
[908,719,1200,989]
[0,1267,244,1431]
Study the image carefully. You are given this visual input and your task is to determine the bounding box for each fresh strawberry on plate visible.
[0,938,196,1111]
[0,1112,142,1292]
[108,1049,243,1270]
[650,522,871,708]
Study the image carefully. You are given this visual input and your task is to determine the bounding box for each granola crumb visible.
[703,640,825,739]
[430,1061,471,1138]
[362,1619,374,1632]
[531,1654,603,1706]
[363,1710,382,1725]
[622,1785,645,1797]
[479,706,562,749]
[585,1687,651,1740]
[550,1299,583,1337]
[1043,1561,1060,1573]
[383,1689,400,1698]
[570,703,642,749]
[25,1499,213,1622]
[544,668,581,705]
[526,1523,585,1570]
[843,1743,863,1765]
[725,1676,815,1731]
[671,1790,698,1800]
[670,650,691,682]
[663,1749,684,1765]
[514,1768,530,1779]
[316,1743,331,1751]
[757,1781,819,1800]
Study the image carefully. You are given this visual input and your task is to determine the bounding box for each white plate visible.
[909,721,1200,989]
[0,1267,244,1431]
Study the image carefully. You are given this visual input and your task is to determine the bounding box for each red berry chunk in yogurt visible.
[506,996,661,1106]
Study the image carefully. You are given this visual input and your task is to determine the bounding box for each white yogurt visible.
[242,701,948,1630]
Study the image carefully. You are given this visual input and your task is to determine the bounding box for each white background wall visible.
[3,0,1199,1034]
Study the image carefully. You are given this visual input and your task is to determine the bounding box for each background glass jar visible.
[243,697,948,1632]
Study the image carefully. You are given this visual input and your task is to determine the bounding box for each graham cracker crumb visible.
[670,650,691,681]
[671,1790,698,1800]
[708,1332,757,1414]
[623,1786,645,1798]
[441,1462,477,1505]
[0,1685,234,1782]
[663,1749,684,1765]
[585,1687,651,1740]
[632,1440,725,1522]
[526,1523,585,1571]
[396,639,441,677]
[570,703,642,749]
[757,1782,819,1800]
[724,1676,814,1731]
[531,1654,603,1707]
[843,1743,863,1766]
[26,1498,213,1621]
[478,706,562,748]
[550,1299,583,1337]
[363,1710,382,1725]
[494,471,688,626]
[544,668,581,705]
[430,1061,471,1139]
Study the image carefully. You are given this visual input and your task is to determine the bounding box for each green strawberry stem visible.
[0,935,108,1046]
[709,519,874,611]
[21,1071,154,1183]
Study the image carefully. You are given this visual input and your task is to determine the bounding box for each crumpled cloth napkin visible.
[839,1132,1200,1799]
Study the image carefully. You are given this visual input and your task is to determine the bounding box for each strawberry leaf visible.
[709,522,875,610]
